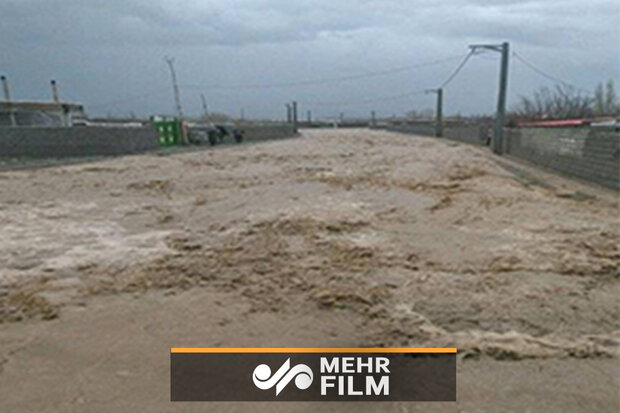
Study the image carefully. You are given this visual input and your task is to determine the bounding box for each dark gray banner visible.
[171,351,456,401]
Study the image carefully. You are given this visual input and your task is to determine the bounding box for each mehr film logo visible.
[253,358,314,395]
[170,348,457,402]
[253,356,389,396]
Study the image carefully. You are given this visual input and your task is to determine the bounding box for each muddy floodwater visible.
[1,128,618,412]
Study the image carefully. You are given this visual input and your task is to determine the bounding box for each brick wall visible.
[0,126,159,159]
[504,126,620,189]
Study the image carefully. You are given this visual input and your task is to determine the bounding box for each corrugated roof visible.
[516,117,617,128]
[517,119,590,127]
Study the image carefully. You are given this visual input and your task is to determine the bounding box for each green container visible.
[152,116,181,146]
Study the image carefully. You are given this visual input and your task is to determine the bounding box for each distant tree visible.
[419,108,434,119]
[594,83,605,115]
[593,79,620,116]
[604,79,619,116]
[511,84,594,120]
[405,109,418,119]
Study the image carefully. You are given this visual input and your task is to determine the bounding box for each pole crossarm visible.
[469,44,504,53]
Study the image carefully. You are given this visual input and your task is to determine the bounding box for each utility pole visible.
[200,94,209,119]
[286,103,292,123]
[1,75,10,101]
[164,56,187,144]
[425,88,443,137]
[292,101,298,133]
[469,42,509,154]
[1,75,16,126]
[50,80,70,126]
[307,110,312,124]
[436,88,443,138]
[51,80,60,103]
[497,42,510,154]
[371,110,376,128]
[164,56,184,120]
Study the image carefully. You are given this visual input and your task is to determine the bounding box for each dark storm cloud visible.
[1,0,374,46]
[2,0,614,48]
[0,0,618,118]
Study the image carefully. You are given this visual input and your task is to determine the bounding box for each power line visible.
[302,89,427,108]
[89,49,593,116]
[86,54,467,110]
[88,89,169,109]
[512,51,590,93]
[179,54,468,90]
[439,50,475,89]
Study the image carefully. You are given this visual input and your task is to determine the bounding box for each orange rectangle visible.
[170,348,457,353]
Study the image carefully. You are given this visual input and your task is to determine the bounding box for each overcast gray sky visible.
[1,0,618,119]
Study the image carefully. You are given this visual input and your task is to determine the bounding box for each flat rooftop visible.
[0,100,84,111]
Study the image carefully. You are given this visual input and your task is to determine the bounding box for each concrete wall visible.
[385,123,436,137]
[386,122,489,146]
[444,124,487,146]
[240,124,297,142]
[0,126,158,159]
[505,126,620,189]
[386,120,619,189]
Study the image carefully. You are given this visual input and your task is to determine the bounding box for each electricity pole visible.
[164,56,184,120]
[292,101,298,133]
[1,75,10,102]
[469,42,509,154]
[371,110,376,128]
[200,94,208,119]
[426,88,443,137]
[51,80,60,103]
[286,103,292,123]
[1,75,16,126]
